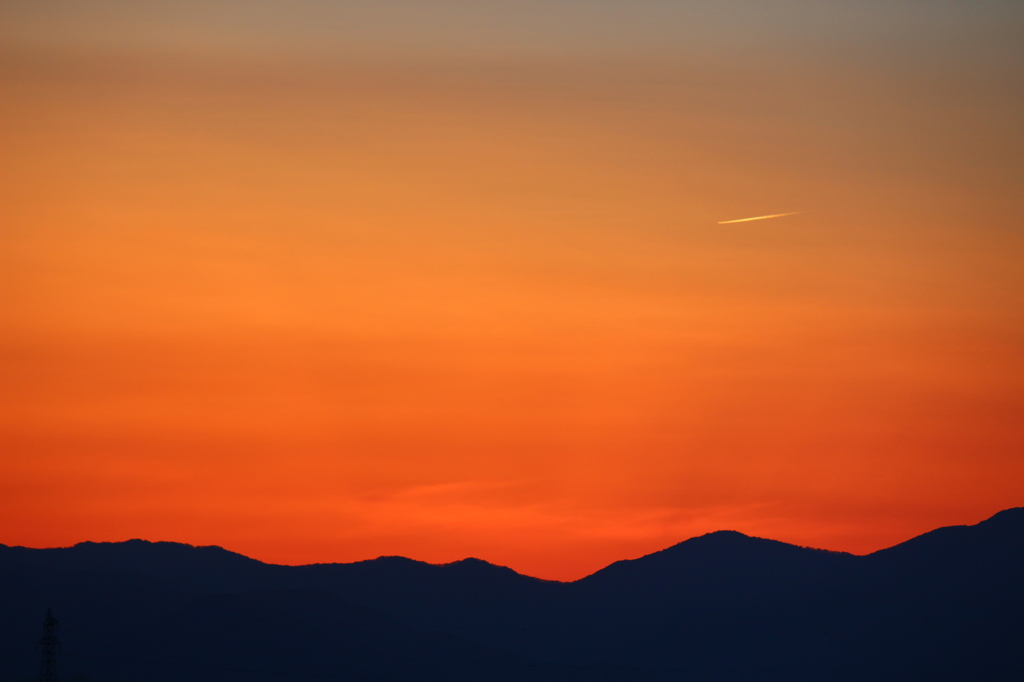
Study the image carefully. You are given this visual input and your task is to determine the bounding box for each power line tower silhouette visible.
[37,608,60,682]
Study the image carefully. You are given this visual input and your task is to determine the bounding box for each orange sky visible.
[2,2,1023,580]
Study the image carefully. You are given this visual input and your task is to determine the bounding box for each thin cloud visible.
[718,211,804,224]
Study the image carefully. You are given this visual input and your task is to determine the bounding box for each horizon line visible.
[3,506,1019,582]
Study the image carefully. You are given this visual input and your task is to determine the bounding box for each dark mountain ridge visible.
[2,508,1022,681]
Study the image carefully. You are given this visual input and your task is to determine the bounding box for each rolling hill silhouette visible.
[2,508,1021,681]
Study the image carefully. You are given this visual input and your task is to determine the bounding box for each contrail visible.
[717,211,803,224]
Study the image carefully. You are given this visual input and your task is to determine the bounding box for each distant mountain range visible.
[2,508,1022,681]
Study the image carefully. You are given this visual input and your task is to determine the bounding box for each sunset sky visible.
[2,1,1023,580]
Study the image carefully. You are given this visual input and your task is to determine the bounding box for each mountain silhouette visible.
[2,508,1022,681]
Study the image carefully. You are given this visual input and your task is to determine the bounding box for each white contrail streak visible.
[717,211,803,224]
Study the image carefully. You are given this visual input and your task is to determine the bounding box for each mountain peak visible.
[65,538,260,563]
[438,556,547,583]
[981,506,1024,527]
[689,528,752,542]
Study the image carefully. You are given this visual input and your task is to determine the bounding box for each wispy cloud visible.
[718,211,803,224]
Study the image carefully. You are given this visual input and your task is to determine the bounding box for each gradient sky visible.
[2,1,1023,580]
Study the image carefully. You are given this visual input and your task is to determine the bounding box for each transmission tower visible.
[37,608,60,682]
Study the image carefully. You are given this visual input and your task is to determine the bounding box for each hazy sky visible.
[2,1,1022,579]
[3,1,1021,68]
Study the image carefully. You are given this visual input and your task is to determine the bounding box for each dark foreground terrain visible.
[2,508,1022,681]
